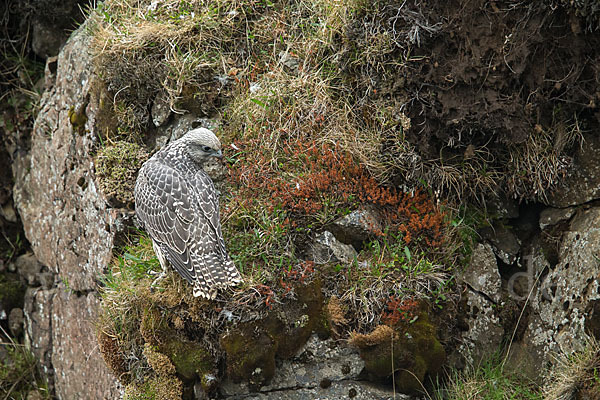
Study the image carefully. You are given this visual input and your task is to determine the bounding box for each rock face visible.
[455,205,600,377]
[221,335,404,400]
[456,244,504,365]
[547,134,600,207]
[13,24,121,399]
[521,207,600,366]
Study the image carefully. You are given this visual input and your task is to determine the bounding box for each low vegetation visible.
[0,332,50,400]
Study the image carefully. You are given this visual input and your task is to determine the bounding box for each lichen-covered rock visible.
[23,288,54,380]
[521,207,600,367]
[14,23,114,293]
[480,224,521,265]
[462,243,502,303]
[456,246,504,366]
[51,288,122,399]
[221,335,406,400]
[307,231,357,264]
[457,290,504,366]
[13,23,121,399]
[539,206,575,229]
[328,207,383,249]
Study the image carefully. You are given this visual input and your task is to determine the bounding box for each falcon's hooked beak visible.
[213,149,223,159]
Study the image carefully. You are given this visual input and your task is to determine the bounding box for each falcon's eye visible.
[201,145,212,152]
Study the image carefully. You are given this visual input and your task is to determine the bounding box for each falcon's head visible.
[182,128,223,165]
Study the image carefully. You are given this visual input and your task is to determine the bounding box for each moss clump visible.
[219,279,327,386]
[161,338,213,383]
[68,105,88,135]
[124,375,183,400]
[143,343,176,376]
[350,309,446,394]
[220,323,278,387]
[95,140,148,207]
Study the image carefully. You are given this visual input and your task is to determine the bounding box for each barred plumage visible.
[134,128,242,299]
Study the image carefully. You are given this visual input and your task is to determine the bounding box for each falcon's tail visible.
[191,253,242,299]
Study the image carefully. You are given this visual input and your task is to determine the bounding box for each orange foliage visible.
[227,136,446,247]
[381,296,419,326]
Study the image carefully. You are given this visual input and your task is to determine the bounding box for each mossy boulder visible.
[220,279,327,387]
[139,306,214,383]
[220,323,278,387]
[161,338,213,383]
[350,308,446,394]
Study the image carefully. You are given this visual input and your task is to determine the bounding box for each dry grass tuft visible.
[348,325,394,348]
[326,296,348,327]
[507,112,583,202]
[544,337,600,400]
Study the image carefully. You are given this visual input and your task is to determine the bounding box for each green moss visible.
[95,140,148,207]
[161,339,213,382]
[354,308,446,394]
[220,323,277,387]
[124,375,183,400]
[68,105,88,135]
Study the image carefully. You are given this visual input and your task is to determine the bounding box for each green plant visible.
[434,353,542,400]
[0,327,50,400]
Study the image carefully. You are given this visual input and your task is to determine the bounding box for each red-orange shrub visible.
[226,136,446,247]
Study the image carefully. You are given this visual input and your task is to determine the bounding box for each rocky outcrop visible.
[456,203,600,377]
[221,335,404,400]
[13,24,121,399]
[520,207,600,366]
[456,244,504,365]
[547,134,600,207]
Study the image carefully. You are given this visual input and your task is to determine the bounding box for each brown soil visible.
[401,1,599,159]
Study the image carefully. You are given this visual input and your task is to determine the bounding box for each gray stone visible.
[539,206,575,230]
[221,335,407,399]
[520,207,600,368]
[51,289,122,400]
[24,288,55,385]
[456,245,504,366]
[14,252,43,286]
[457,289,504,366]
[307,231,357,264]
[151,91,172,127]
[32,20,68,59]
[547,134,600,207]
[14,23,115,293]
[8,307,24,337]
[224,380,405,399]
[462,243,502,303]
[329,207,383,248]
[480,224,521,265]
